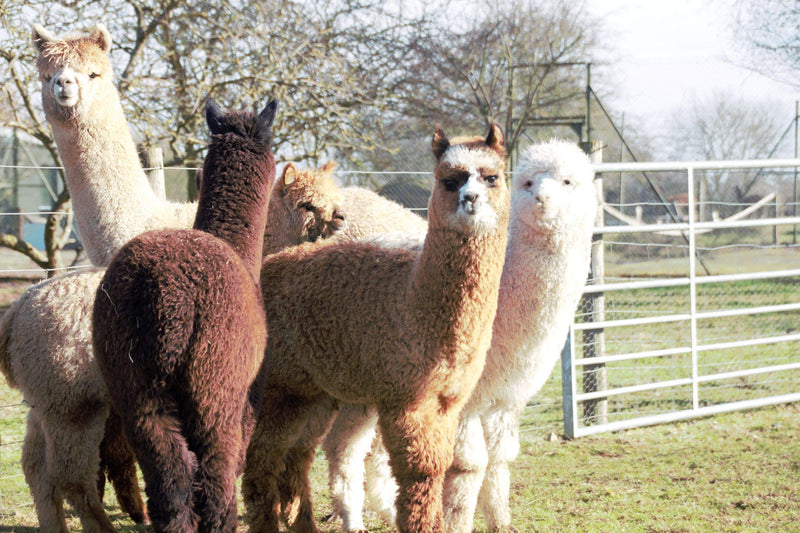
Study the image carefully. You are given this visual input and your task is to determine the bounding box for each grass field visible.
[0,240,799,531]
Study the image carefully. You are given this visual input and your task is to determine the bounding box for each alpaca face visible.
[512,140,597,236]
[33,24,113,123]
[431,126,508,235]
[267,162,347,249]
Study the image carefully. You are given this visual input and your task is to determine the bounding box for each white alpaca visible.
[325,139,598,532]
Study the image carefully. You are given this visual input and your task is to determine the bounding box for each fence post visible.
[774,196,779,245]
[581,141,607,425]
[145,146,166,201]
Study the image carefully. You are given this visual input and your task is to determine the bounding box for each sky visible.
[586,0,799,144]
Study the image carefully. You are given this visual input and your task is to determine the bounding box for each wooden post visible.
[580,141,607,425]
[145,146,166,201]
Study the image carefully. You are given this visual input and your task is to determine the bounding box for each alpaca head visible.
[512,139,597,239]
[266,161,347,249]
[32,23,114,123]
[202,98,278,196]
[429,123,509,235]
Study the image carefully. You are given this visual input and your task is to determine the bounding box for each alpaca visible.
[263,159,427,255]
[242,124,510,533]
[32,23,196,267]
[92,99,277,532]
[263,161,346,255]
[0,269,146,533]
[336,184,428,239]
[326,139,598,532]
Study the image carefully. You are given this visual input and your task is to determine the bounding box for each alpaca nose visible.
[53,71,79,102]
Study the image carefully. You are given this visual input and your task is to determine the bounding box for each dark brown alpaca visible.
[243,124,509,533]
[92,99,277,533]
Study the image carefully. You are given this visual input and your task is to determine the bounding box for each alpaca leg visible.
[184,403,243,532]
[42,406,116,533]
[378,402,458,533]
[22,411,68,533]
[477,409,520,532]
[125,405,198,533]
[99,409,148,524]
[281,396,339,533]
[243,389,327,533]
[364,431,398,527]
[443,412,488,533]
[321,403,378,533]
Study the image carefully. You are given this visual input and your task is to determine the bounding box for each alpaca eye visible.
[525,180,533,188]
[563,179,572,186]
[89,72,100,79]
[485,175,498,187]
[298,202,315,212]
[443,180,459,192]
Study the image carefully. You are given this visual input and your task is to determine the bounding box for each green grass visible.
[0,253,798,531]
[2,389,798,532]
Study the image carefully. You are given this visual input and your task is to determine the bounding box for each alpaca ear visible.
[281,163,297,191]
[259,99,278,129]
[32,24,55,52]
[485,122,505,154]
[92,23,112,53]
[205,98,225,135]
[320,160,337,175]
[432,126,450,160]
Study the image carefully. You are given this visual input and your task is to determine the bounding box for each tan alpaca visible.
[263,161,346,255]
[243,124,510,533]
[264,160,427,256]
[33,23,196,267]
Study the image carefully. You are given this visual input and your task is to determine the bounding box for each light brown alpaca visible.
[243,124,510,533]
[263,161,346,255]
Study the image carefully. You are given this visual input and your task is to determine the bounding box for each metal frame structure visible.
[562,159,800,438]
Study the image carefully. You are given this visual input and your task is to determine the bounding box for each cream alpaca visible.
[33,23,196,267]
[325,139,598,533]
[243,125,509,533]
[0,270,145,533]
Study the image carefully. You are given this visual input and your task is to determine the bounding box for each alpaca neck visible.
[48,87,160,264]
[194,175,269,280]
[499,225,589,337]
[409,227,508,366]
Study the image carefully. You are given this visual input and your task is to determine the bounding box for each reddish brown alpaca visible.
[243,125,509,533]
[93,99,277,533]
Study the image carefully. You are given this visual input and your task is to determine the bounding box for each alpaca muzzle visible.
[54,70,79,106]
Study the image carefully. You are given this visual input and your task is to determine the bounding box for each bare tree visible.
[666,92,785,209]
[0,0,420,269]
[386,0,598,169]
[732,0,800,88]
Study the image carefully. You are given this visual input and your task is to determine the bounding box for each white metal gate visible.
[562,159,800,438]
